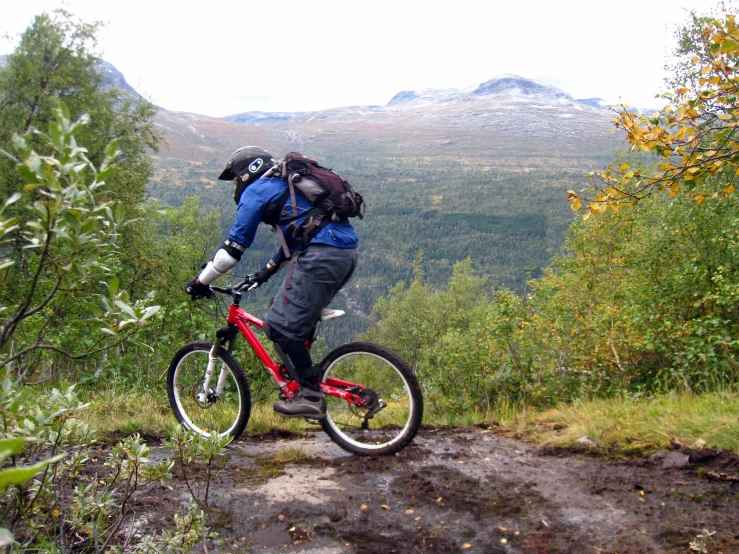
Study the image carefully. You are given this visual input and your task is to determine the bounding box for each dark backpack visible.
[270,152,364,245]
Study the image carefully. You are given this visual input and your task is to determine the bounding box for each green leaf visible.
[108,277,119,296]
[0,438,30,462]
[114,202,125,224]
[0,453,66,491]
[140,305,161,321]
[105,139,119,159]
[87,301,103,318]
[49,121,63,150]
[17,165,38,184]
[4,193,22,206]
[59,101,71,121]
[97,166,117,183]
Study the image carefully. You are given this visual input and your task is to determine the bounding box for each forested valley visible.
[1,6,739,553]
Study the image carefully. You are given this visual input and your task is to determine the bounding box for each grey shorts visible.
[264,245,358,342]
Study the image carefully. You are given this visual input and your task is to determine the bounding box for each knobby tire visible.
[319,341,423,456]
[167,341,251,439]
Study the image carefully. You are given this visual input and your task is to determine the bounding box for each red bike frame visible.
[226,303,367,406]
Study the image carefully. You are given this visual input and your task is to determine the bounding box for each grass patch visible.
[80,390,317,439]
[273,445,309,463]
[509,390,739,456]
[253,446,310,482]
[80,388,173,439]
[422,396,523,428]
[67,385,739,460]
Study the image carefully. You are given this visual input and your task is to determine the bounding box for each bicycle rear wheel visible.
[319,341,423,456]
[167,341,251,439]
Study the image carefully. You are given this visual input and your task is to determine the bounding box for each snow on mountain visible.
[223,111,307,126]
[386,74,577,109]
[268,74,620,148]
[473,75,574,102]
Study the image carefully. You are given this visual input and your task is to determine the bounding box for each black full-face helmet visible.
[218,146,276,204]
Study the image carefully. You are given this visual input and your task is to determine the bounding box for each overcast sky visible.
[1,0,720,117]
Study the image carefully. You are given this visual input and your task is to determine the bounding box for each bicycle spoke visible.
[320,342,423,455]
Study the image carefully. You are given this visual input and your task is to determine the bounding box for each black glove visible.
[253,264,277,286]
[184,278,214,299]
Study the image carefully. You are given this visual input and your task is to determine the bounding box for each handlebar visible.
[210,275,259,299]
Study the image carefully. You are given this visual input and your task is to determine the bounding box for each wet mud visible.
[146,427,739,553]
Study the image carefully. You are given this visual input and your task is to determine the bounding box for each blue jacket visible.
[227,175,358,264]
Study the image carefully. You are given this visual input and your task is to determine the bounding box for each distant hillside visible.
[51,67,626,344]
[220,74,656,132]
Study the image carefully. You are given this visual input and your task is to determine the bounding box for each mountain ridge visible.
[222,74,652,126]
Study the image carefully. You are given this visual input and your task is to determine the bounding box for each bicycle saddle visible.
[319,309,345,321]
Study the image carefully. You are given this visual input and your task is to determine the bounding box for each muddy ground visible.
[141,426,739,554]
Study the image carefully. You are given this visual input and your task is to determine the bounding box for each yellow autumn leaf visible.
[570,198,582,211]
[726,184,736,194]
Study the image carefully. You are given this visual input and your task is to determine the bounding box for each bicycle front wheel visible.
[320,341,423,456]
[167,341,251,439]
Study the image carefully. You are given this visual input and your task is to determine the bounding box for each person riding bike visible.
[185,146,358,420]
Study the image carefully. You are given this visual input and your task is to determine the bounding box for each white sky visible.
[1,0,721,117]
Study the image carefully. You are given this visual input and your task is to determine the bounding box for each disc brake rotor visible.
[191,385,217,409]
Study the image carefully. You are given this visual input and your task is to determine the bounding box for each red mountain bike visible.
[166,277,423,456]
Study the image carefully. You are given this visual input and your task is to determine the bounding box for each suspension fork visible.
[196,335,223,403]
[212,324,239,397]
[197,324,239,403]
[215,336,238,395]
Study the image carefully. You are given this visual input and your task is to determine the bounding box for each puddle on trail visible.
[150,427,739,553]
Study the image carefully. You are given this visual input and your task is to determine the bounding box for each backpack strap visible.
[274,165,301,289]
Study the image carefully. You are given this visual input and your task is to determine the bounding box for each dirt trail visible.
[147,426,739,553]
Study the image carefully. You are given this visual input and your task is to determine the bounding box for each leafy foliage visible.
[0,103,159,377]
[573,7,739,215]
[0,379,222,553]
[369,166,739,411]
